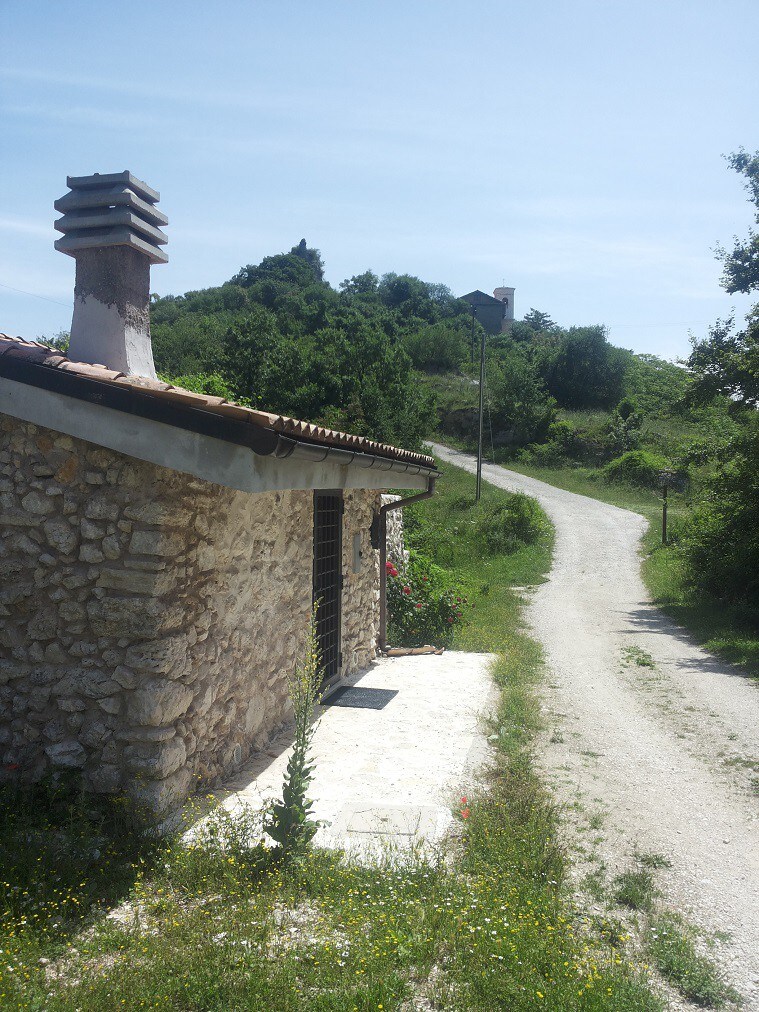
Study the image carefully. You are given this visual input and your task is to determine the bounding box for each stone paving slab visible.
[218,651,497,857]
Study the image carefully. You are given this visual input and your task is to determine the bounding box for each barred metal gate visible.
[313,492,343,685]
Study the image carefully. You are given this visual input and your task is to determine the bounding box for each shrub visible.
[678,426,759,605]
[604,400,643,455]
[475,492,549,555]
[386,554,467,648]
[487,348,556,446]
[603,450,671,489]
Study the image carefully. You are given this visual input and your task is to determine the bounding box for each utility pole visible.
[476,320,486,502]
[470,304,477,365]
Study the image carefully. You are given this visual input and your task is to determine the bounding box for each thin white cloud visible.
[0,216,50,237]
[0,66,315,116]
[5,103,164,131]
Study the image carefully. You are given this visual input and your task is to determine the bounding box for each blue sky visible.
[1,0,757,360]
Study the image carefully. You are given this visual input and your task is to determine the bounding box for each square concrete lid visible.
[66,171,159,204]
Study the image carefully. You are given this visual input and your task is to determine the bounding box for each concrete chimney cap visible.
[54,170,168,266]
[65,170,160,204]
[56,170,166,377]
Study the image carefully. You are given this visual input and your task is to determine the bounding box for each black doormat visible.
[323,686,398,710]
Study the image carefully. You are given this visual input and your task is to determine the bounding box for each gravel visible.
[432,443,759,1008]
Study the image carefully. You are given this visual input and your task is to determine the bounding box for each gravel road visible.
[431,443,759,1008]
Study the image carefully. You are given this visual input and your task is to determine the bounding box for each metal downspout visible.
[378,476,437,652]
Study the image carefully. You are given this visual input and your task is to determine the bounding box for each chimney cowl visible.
[55,171,168,378]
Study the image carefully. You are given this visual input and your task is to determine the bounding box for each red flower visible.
[415,602,423,609]
[385,561,396,574]
[461,807,470,820]
[447,616,454,623]
[402,585,411,595]
[461,796,468,805]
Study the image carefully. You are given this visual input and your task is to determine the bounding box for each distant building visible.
[492,286,515,331]
[460,286,515,334]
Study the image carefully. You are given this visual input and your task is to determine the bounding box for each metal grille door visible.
[313,492,343,684]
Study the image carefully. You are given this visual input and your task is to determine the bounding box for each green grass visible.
[0,461,663,1011]
[611,870,657,912]
[634,851,672,871]
[647,914,742,1008]
[403,459,553,653]
[500,461,759,678]
[621,646,656,669]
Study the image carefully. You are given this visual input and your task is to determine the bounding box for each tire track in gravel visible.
[431,443,759,1007]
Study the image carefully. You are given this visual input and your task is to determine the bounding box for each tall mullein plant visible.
[264,609,323,859]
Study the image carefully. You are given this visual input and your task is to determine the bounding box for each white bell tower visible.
[493,286,515,332]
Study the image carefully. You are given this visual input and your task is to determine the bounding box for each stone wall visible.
[0,415,381,814]
[383,495,409,570]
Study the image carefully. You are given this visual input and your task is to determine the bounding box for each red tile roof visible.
[0,334,435,469]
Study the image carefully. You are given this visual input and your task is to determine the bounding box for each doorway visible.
[313,491,343,685]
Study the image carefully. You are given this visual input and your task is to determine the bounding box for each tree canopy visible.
[150,243,470,449]
[687,149,759,407]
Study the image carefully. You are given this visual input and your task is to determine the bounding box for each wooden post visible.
[662,485,668,546]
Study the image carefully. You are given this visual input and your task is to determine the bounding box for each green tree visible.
[339,269,379,297]
[687,150,759,407]
[536,326,630,408]
[717,149,759,296]
[680,150,759,607]
[402,320,470,372]
[522,308,557,332]
[487,346,556,446]
[231,241,326,290]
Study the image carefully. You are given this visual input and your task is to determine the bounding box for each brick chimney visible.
[54,171,168,377]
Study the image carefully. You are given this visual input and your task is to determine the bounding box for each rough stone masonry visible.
[0,415,381,815]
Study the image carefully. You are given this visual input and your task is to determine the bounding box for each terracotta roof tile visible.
[0,333,436,469]
[57,360,125,381]
[112,374,172,392]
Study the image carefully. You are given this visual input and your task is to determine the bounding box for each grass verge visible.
[1,461,661,1010]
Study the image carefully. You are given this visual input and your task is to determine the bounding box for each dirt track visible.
[432,443,759,1008]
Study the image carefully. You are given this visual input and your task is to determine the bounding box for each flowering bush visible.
[386,552,468,648]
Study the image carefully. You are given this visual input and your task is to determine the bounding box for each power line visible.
[0,281,72,309]
[608,320,712,329]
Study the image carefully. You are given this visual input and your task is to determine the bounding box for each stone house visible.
[0,172,438,815]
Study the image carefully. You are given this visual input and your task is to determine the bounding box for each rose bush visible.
[386,553,467,648]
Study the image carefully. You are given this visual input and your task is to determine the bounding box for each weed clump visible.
[612,868,657,911]
[264,610,323,860]
[648,914,741,1008]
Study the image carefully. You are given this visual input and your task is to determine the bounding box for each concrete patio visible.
[217,651,497,857]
